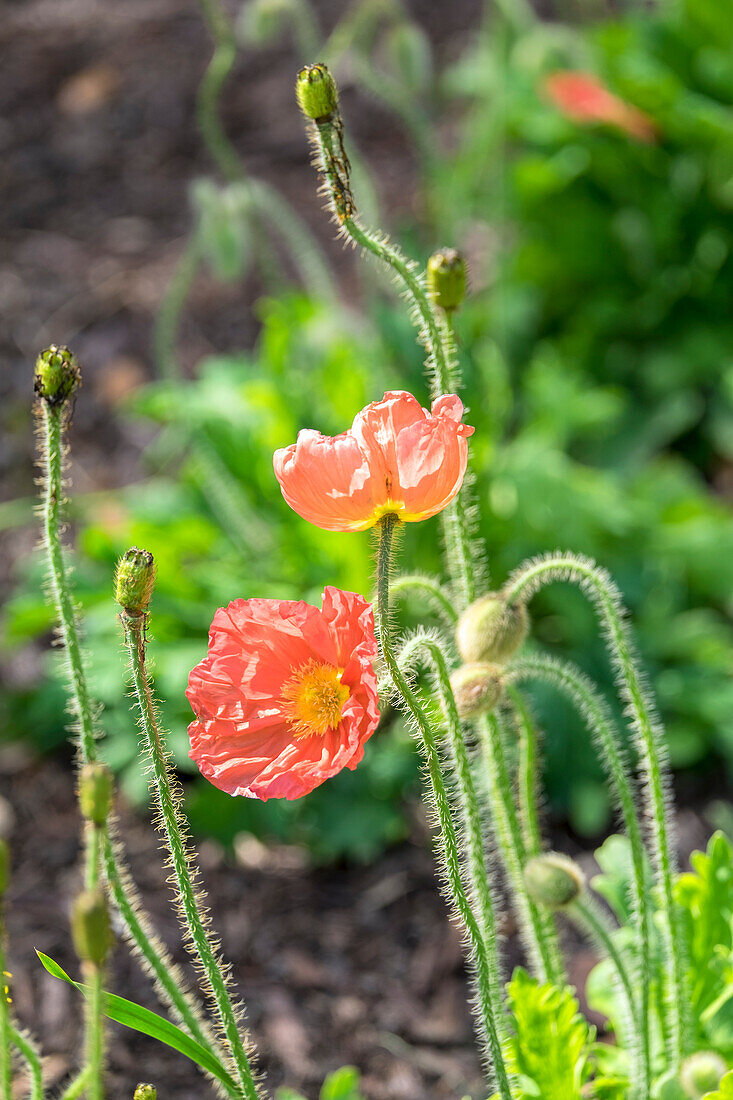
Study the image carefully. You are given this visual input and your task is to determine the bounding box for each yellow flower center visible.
[281,660,349,738]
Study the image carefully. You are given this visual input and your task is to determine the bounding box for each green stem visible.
[85,965,104,1100]
[508,653,652,1098]
[38,395,228,1078]
[196,0,241,183]
[154,236,201,380]
[84,823,100,890]
[477,711,564,986]
[122,611,259,1100]
[59,1067,91,1100]
[376,519,512,1098]
[504,553,686,1066]
[568,895,641,1073]
[506,687,542,858]
[0,930,12,1100]
[390,574,458,626]
[10,1028,43,1100]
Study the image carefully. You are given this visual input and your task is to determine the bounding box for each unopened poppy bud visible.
[34,345,81,405]
[680,1052,727,1098]
[296,63,338,121]
[524,853,584,909]
[79,763,113,827]
[115,547,155,614]
[427,249,467,312]
[456,594,529,665]
[133,1085,157,1100]
[71,889,113,967]
[450,663,502,719]
[0,839,10,897]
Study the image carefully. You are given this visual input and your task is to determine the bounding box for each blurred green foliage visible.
[3,0,733,854]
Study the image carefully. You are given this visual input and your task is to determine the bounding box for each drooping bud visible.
[133,1085,157,1100]
[524,853,585,909]
[426,249,467,312]
[456,594,529,665]
[680,1052,728,1098]
[79,763,114,827]
[115,547,155,615]
[71,889,113,967]
[295,63,339,121]
[0,839,10,897]
[34,345,81,405]
[450,663,502,719]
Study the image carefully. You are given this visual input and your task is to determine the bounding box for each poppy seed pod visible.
[115,547,155,615]
[71,889,113,967]
[427,249,467,312]
[296,63,338,121]
[134,1086,157,1100]
[456,594,529,665]
[79,763,113,827]
[680,1052,728,1098]
[34,345,81,405]
[524,853,585,909]
[449,662,502,719]
[0,839,10,898]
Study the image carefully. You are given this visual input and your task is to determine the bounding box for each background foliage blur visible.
[2,0,732,857]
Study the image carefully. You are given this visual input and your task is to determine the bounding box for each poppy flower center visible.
[281,660,349,738]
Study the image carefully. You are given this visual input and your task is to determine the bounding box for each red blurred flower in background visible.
[273,390,474,532]
[544,71,657,142]
[187,587,379,800]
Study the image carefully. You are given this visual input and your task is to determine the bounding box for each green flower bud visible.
[450,662,503,719]
[115,547,155,614]
[133,1085,157,1100]
[524,853,584,909]
[0,839,10,897]
[71,889,113,967]
[296,63,338,121]
[34,345,81,405]
[426,249,467,312]
[680,1052,728,1098]
[79,763,113,827]
[456,594,529,665]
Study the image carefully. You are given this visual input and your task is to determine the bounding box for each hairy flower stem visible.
[477,712,564,986]
[84,964,105,1100]
[10,1029,43,1100]
[121,611,259,1100]
[504,554,686,1065]
[37,392,229,1076]
[508,654,651,1097]
[59,1067,91,1100]
[376,519,512,1098]
[0,930,12,1100]
[390,575,458,627]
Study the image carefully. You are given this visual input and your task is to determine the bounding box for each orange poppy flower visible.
[186,587,379,801]
[544,71,656,143]
[273,390,475,532]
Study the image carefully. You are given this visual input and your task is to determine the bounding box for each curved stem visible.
[390,575,458,626]
[196,0,242,183]
[122,611,259,1100]
[477,711,564,986]
[59,1067,91,1100]
[504,553,686,1066]
[376,519,512,1098]
[506,687,542,858]
[507,653,652,1097]
[10,1028,43,1100]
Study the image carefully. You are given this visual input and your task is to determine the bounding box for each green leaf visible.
[506,967,592,1100]
[703,1069,733,1099]
[319,1066,365,1100]
[675,831,733,1020]
[36,952,238,1095]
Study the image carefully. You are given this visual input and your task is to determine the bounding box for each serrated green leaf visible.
[36,951,238,1094]
[675,831,733,1020]
[506,967,592,1100]
[703,1069,733,1098]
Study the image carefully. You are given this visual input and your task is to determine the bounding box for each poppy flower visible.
[186,586,379,800]
[273,390,474,532]
[544,71,656,143]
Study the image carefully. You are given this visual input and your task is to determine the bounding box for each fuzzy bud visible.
[79,763,113,827]
[456,594,529,665]
[115,547,155,614]
[680,1052,728,1098]
[0,839,10,898]
[71,889,113,967]
[524,853,585,909]
[133,1086,157,1100]
[450,663,502,719]
[296,63,338,121]
[34,345,81,405]
[426,249,467,312]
